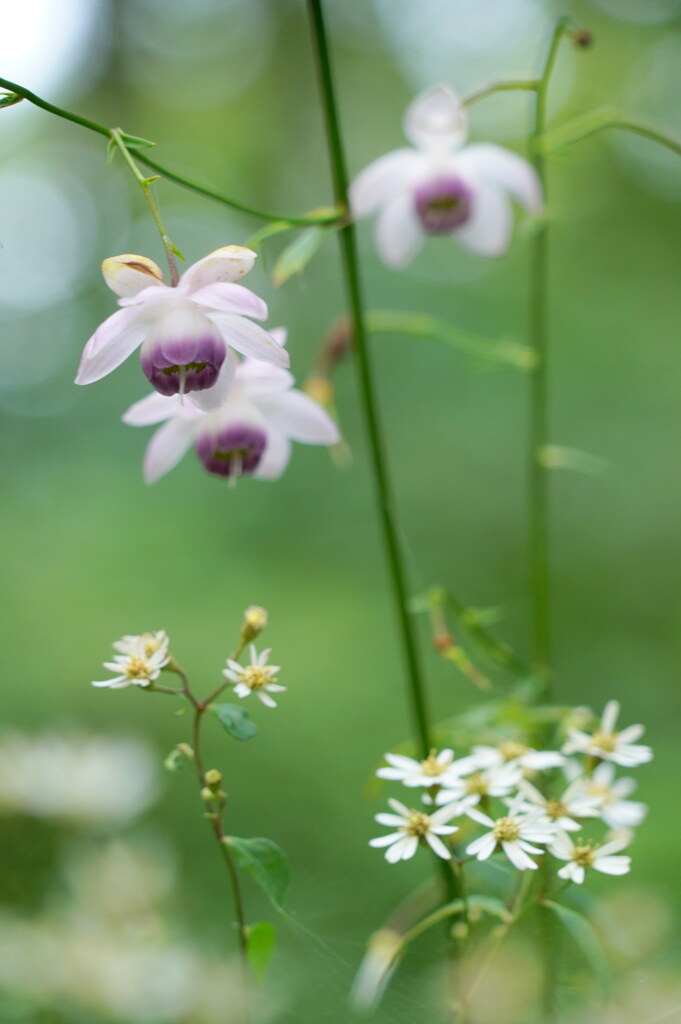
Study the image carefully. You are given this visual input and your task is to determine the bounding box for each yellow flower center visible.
[126,655,152,679]
[403,810,431,838]
[465,771,489,796]
[586,782,613,804]
[544,800,566,820]
[141,634,162,657]
[571,841,597,867]
[591,731,617,752]
[420,750,447,777]
[492,817,521,842]
[498,740,529,761]
[241,665,274,690]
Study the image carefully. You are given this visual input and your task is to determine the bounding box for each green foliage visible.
[226,836,290,910]
[211,703,258,741]
[246,921,277,981]
[543,900,613,996]
[273,226,334,286]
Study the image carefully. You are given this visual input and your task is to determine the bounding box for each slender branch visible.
[539,107,681,160]
[305,0,431,759]
[0,75,343,228]
[463,79,539,107]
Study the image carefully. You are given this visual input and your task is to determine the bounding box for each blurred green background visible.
[1,0,681,1020]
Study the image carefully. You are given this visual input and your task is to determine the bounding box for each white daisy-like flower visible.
[92,632,170,689]
[123,329,339,484]
[434,762,521,810]
[564,761,647,830]
[349,84,542,268]
[454,740,565,776]
[550,831,631,885]
[515,778,601,832]
[369,798,460,862]
[376,748,456,788]
[466,798,556,871]
[223,645,285,708]
[563,700,653,768]
[76,246,289,401]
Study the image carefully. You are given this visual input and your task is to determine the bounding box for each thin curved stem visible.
[539,107,681,160]
[0,76,343,227]
[463,79,539,107]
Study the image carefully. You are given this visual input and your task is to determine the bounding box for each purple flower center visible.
[413,175,473,234]
[140,326,226,397]
[195,423,267,479]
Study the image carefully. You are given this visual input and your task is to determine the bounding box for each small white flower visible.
[350,84,542,268]
[435,762,521,810]
[563,700,653,767]
[223,645,285,708]
[76,246,289,400]
[369,798,460,862]
[550,831,631,885]
[564,761,648,829]
[515,778,601,832]
[454,740,565,775]
[123,329,340,484]
[376,748,455,787]
[466,798,556,871]
[92,632,170,689]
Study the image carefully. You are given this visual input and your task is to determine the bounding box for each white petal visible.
[189,282,268,321]
[617,724,645,744]
[549,831,574,860]
[455,144,542,213]
[387,798,411,817]
[425,833,451,860]
[593,856,630,876]
[205,312,290,367]
[601,700,620,734]
[467,832,496,860]
[453,184,513,258]
[403,85,468,152]
[522,750,565,771]
[187,350,237,412]
[258,692,277,708]
[265,683,286,693]
[233,683,251,698]
[76,305,152,385]
[350,148,422,219]
[179,246,257,293]
[376,767,409,781]
[374,191,423,269]
[466,806,495,828]
[375,814,408,828]
[503,842,538,871]
[143,416,197,484]
[256,390,340,445]
[385,837,410,863]
[596,837,630,858]
[123,391,183,426]
[253,430,292,481]
[430,803,461,826]
[102,254,165,297]
[369,832,403,848]
[399,836,420,861]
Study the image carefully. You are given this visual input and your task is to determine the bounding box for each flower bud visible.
[451,921,469,941]
[571,27,593,49]
[205,768,222,788]
[201,786,216,803]
[241,606,268,643]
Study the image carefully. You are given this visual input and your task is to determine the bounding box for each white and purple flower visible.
[123,330,340,483]
[350,85,542,268]
[76,246,288,402]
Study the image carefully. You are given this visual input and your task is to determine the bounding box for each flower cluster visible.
[76,247,339,483]
[370,701,650,884]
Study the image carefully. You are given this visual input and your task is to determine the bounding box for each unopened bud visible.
[205,769,222,788]
[433,631,455,653]
[572,27,592,49]
[201,786,216,803]
[177,743,194,759]
[241,605,267,642]
[451,921,469,941]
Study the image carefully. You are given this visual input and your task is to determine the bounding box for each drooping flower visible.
[466,798,556,871]
[370,798,460,862]
[223,645,285,708]
[92,631,170,689]
[515,778,602,832]
[123,330,340,484]
[349,85,542,268]
[550,831,631,884]
[564,761,648,829]
[563,700,653,768]
[376,748,456,788]
[76,246,289,402]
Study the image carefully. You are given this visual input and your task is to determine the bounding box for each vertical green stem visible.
[305,0,431,759]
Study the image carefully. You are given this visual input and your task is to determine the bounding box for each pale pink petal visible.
[453,184,513,258]
[253,430,292,481]
[102,254,166,297]
[205,312,290,367]
[374,191,423,269]
[143,417,197,484]
[350,148,422,219]
[256,390,340,445]
[76,305,152,385]
[179,246,257,293]
[403,85,468,152]
[123,392,183,427]
[188,282,268,321]
[456,144,542,213]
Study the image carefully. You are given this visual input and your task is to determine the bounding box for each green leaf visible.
[225,836,290,910]
[0,92,23,109]
[272,226,333,287]
[118,131,156,149]
[171,243,186,262]
[543,900,612,995]
[246,921,277,981]
[539,107,619,155]
[248,220,295,249]
[538,445,612,479]
[212,703,258,741]
[366,311,537,371]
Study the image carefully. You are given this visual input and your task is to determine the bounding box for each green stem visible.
[305,0,431,760]
[540,107,681,160]
[463,79,539,107]
[0,76,343,228]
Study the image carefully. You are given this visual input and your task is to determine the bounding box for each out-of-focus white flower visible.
[564,761,648,829]
[123,329,339,484]
[454,740,565,776]
[350,928,403,1012]
[563,701,653,768]
[76,246,288,402]
[370,797,460,862]
[350,85,542,268]
[376,748,456,787]
[223,645,285,708]
[0,734,157,824]
[434,763,521,810]
[550,831,631,885]
[92,631,170,689]
[466,798,556,871]
[515,778,602,832]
